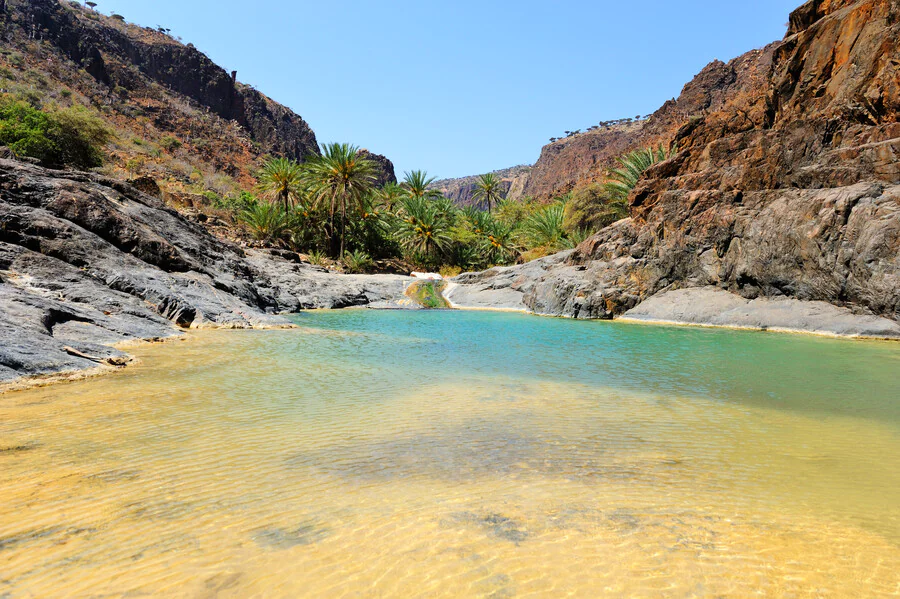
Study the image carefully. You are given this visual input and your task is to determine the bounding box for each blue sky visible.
[93,0,799,179]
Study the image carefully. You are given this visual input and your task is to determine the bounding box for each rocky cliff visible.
[432,165,531,207]
[8,0,319,161]
[454,0,900,328]
[446,40,778,203]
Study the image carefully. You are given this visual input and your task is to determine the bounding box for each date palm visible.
[522,202,567,249]
[303,143,377,257]
[401,170,442,202]
[603,144,675,203]
[472,172,504,213]
[376,182,406,211]
[394,195,452,261]
[257,157,304,212]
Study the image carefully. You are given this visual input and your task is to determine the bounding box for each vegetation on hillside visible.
[0,96,111,168]
[0,1,675,277]
[564,144,676,233]
[228,153,596,274]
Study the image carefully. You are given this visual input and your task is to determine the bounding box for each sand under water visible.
[1,310,899,597]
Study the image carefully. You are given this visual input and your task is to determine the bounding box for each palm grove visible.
[232,142,675,275]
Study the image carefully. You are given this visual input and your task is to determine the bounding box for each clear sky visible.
[92,0,799,179]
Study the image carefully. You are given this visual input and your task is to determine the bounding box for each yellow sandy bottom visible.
[1,331,899,597]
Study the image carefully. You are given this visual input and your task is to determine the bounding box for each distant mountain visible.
[431,165,532,207]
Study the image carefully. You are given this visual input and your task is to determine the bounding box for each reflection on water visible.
[1,311,899,597]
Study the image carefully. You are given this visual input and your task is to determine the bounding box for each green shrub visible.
[343,249,373,274]
[406,280,449,309]
[238,201,288,242]
[564,183,625,232]
[0,98,111,168]
[439,264,462,278]
[522,202,568,249]
[159,135,182,152]
[307,250,328,266]
[212,191,258,214]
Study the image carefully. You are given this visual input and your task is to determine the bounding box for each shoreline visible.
[3,289,899,395]
[612,316,900,342]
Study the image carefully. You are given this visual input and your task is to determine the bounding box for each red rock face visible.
[521,43,779,201]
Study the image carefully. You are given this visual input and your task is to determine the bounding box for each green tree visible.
[393,195,452,264]
[257,157,304,213]
[304,143,377,257]
[565,144,677,234]
[376,182,406,212]
[522,202,568,250]
[238,201,288,242]
[400,170,442,202]
[603,144,675,203]
[472,172,505,213]
[0,99,111,169]
[481,216,519,265]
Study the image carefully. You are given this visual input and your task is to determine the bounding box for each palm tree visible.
[401,170,442,202]
[394,195,452,262]
[481,216,519,265]
[238,202,288,242]
[472,172,504,213]
[303,143,377,257]
[376,182,406,212]
[522,202,567,249]
[603,144,675,203]
[258,157,304,213]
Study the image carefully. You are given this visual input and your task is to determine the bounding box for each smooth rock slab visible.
[621,287,900,339]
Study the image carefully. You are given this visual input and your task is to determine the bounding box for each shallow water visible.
[1,311,899,598]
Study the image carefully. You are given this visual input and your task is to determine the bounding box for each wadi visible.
[0,1,898,597]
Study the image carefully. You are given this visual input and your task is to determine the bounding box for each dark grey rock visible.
[0,159,412,389]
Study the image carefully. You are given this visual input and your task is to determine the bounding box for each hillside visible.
[431,165,531,207]
[0,0,394,208]
[452,0,900,327]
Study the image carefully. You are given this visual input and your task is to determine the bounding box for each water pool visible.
[1,310,899,597]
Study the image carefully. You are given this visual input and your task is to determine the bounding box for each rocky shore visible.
[445,273,900,339]
[0,158,412,390]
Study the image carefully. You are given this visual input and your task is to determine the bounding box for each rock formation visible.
[0,158,410,386]
[358,149,397,188]
[453,0,900,329]
[432,165,531,207]
[13,0,319,160]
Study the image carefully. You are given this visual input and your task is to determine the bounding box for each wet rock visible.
[445,512,529,545]
[252,522,328,550]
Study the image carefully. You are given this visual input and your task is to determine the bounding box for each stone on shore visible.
[620,287,900,339]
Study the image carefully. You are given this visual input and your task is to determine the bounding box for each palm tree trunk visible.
[340,194,346,258]
[282,189,289,213]
[329,190,339,257]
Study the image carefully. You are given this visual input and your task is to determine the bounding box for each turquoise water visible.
[289,310,900,422]
[2,310,899,597]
